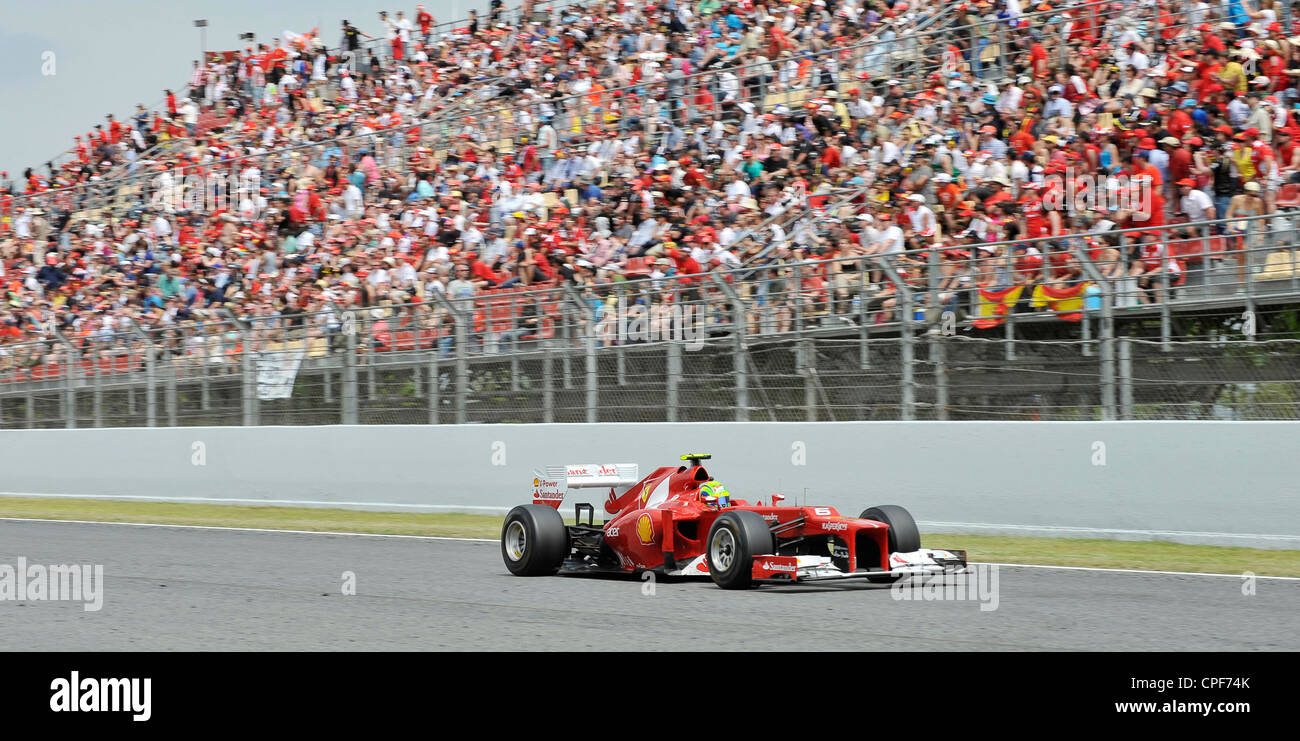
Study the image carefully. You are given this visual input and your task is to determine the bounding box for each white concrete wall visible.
[2,422,1297,548]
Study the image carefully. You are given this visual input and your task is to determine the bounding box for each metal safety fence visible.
[4,293,1300,428]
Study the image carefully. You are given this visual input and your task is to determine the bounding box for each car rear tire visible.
[501,505,569,576]
[706,510,775,590]
[860,505,921,583]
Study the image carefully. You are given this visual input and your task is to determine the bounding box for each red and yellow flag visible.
[972,285,1023,329]
[1030,282,1091,322]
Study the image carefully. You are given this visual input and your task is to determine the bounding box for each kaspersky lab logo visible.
[1038,171,1152,220]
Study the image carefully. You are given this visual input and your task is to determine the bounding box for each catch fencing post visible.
[710,274,749,421]
[542,336,555,424]
[341,309,359,425]
[53,331,79,429]
[563,285,597,423]
[431,293,468,424]
[931,329,948,421]
[1005,305,1016,360]
[614,285,627,387]
[1161,255,1172,352]
[166,352,178,427]
[426,340,439,425]
[1072,246,1117,420]
[875,256,915,420]
[799,338,817,422]
[129,320,159,428]
[199,325,212,410]
[859,268,870,369]
[93,351,104,427]
[1119,338,1133,420]
[219,310,259,427]
[1244,219,1257,342]
[1081,305,1092,356]
[666,338,681,423]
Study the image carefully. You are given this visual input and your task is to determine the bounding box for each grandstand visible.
[4,0,1300,429]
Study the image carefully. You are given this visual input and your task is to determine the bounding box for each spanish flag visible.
[1030,282,1090,322]
[972,286,1023,329]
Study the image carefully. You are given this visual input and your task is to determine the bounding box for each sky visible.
[0,0,481,178]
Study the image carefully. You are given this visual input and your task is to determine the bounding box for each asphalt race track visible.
[2,520,1297,651]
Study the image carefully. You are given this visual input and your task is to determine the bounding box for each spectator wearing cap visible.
[1167,136,1195,186]
[1231,128,1260,181]
[995,78,1022,118]
[1043,84,1073,121]
[977,126,1007,161]
[1177,178,1216,222]
[1247,93,1274,142]
[1150,137,1177,186]
[1225,181,1266,282]
[1167,99,1196,140]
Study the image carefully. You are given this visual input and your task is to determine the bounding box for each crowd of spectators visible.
[5,0,1300,360]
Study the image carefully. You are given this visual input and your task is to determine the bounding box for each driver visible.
[699,480,731,508]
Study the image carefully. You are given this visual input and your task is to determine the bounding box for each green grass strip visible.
[0,497,1296,577]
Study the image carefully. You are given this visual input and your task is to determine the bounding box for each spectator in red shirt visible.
[1167,101,1195,140]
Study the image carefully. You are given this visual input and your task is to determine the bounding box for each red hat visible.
[1016,254,1044,271]
[1139,137,1157,149]
[1176,178,1197,187]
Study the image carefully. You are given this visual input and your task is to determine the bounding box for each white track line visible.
[973,561,1300,582]
[2,516,1297,581]
[0,517,497,542]
[0,492,508,513]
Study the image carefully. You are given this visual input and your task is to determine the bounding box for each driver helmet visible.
[699,480,730,508]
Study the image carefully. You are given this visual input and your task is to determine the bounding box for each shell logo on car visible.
[636,513,655,545]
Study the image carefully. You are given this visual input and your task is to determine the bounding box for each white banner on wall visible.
[254,346,306,400]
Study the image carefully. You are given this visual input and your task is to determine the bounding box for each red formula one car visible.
[501,454,967,589]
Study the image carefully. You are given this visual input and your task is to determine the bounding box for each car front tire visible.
[705,510,775,590]
[860,505,922,583]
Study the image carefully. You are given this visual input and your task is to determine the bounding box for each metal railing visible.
[6,205,1300,427]
[4,311,1298,427]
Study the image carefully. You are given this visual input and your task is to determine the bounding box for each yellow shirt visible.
[1232,145,1256,179]
[1220,62,1247,94]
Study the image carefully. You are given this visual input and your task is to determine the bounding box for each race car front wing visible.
[750,548,970,582]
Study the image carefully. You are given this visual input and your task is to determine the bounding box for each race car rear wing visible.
[532,464,640,508]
